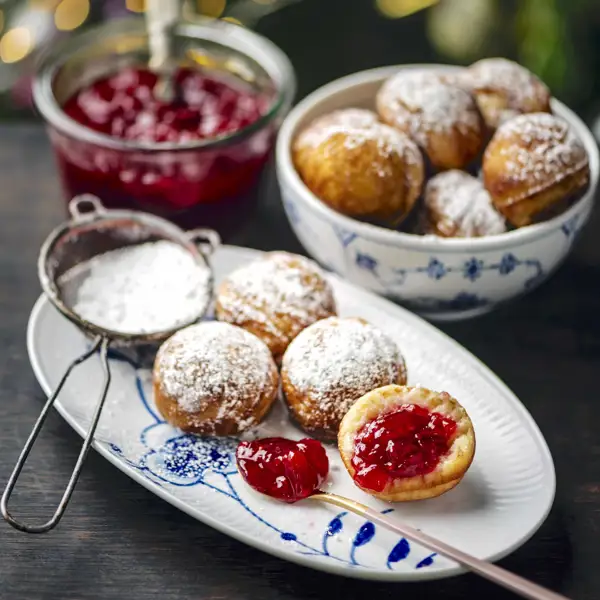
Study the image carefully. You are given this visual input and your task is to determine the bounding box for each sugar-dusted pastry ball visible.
[420,169,506,237]
[293,108,424,224]
[215,252,337,364]
[483,113,589,227]
[281,316,407,441]
[376,70,485,170]
[461,58,551,130]
[153,322,279,435]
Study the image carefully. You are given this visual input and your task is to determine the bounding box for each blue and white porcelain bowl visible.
[275,65,599,321]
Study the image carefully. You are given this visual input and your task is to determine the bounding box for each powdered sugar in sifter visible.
[1,195,220,533]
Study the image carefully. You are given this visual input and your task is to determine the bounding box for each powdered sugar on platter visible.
[59,240,211,335]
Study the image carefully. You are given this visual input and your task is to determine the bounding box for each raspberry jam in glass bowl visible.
[63,67,269,144]
[33,17,295,237]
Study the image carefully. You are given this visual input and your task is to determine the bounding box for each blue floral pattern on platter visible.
[103,348,436,572]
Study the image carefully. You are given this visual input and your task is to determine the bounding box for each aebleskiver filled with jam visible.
[338,385,476,502]
[350,404,457,492]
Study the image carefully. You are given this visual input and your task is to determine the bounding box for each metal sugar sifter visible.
[1,195,220,533]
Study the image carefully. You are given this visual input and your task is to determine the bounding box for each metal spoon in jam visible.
[145,0,179,103]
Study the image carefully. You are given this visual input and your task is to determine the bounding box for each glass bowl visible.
[33,16,296,237]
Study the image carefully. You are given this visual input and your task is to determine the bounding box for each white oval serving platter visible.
[27,245,555,582]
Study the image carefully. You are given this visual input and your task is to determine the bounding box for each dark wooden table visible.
[2,2,600,598]
[0,122,598,600]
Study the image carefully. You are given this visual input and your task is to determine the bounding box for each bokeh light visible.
[54,0,90,31]
[516,0,568,92]
[28,0,60,9]
[376,0,438,19]
[197,0,226,18]
[427,0,496,61]
[0,27,32,63]
[126,0,146,12]
[222,16,243,25]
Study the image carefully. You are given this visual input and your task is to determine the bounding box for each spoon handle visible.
[145,0,179,72]
[311,492,569,600]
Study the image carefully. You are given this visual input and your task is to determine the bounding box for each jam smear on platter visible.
[351,404,457,492]
[236,437,329,503]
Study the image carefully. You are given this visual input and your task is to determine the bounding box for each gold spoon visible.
[306,491,569,600]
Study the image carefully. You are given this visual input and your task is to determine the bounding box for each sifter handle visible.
[186,228,221,257]
[1,336,111,533]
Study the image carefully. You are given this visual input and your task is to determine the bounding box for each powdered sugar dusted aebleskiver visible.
[153,321,279,435]
[281,316,407,441]
[215,252,337,363]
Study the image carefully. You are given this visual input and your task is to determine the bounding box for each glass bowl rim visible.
[32,16,296,152]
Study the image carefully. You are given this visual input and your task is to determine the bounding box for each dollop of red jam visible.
[236,437,329,503]
[63,67,267,143]
[351,404,457,492]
